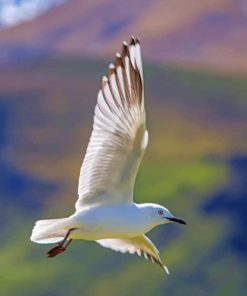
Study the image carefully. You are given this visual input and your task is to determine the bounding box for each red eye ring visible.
[158,209,163,216]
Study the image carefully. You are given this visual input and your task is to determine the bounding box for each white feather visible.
[76,39,146,209]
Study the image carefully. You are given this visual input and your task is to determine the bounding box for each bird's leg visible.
[47,228,77,258]
[63,238,73,250]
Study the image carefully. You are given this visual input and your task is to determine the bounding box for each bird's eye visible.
[158,209,163,216]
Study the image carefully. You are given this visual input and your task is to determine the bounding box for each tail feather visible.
[30,218,69,244]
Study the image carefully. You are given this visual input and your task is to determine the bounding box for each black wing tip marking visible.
[122,36,140,57]
[113,36,141,69]
[115,53,124,68]
[130,36,140,45]
[122,41,128,56]
[101,36,143,110]
[136,36,140,44]
[108,63,115,76]
[102,76,108,88]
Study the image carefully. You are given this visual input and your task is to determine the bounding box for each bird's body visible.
[68,203,160,240]
[30,37,186,274]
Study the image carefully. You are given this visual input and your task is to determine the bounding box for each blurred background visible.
[0,0,247,295]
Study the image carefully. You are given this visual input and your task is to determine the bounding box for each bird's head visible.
[142,203,186,226]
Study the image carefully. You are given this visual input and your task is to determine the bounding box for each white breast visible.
[69,203,152,240]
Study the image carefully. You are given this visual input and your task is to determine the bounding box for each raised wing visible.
[96,235,169,274]
[76,37,148,210]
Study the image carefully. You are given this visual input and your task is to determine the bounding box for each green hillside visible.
[0,57,247,295]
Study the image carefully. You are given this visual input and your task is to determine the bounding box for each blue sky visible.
[0,0,66,27]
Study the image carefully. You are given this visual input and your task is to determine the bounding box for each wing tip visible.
[108,63,115,76]
[163,265,170,275]
[130,36,140,45]
[101,35,143,107]
[115,53,124,68]
[102,76,108,88]
[122,41,129,59]
[130,36,135,45]
[130,36,138,45]
[122,36,140,59]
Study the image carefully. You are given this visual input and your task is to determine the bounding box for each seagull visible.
[30,37,186,274]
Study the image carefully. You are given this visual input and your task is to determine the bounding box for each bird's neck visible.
[135,203,161,229]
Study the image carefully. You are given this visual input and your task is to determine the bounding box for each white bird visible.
[30,37,186,274]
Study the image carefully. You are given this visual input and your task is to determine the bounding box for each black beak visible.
[166,217,186,225]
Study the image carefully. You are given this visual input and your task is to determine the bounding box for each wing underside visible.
[76,37,147,210]
[97,235,169,274]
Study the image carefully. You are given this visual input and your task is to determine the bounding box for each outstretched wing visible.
[76,37,148,210]
[96,235,169,274]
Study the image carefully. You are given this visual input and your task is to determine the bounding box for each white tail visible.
[30,218,69,244]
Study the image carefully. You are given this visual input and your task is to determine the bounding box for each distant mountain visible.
[0,0,246,72]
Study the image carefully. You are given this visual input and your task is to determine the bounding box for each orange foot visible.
[47,244,65,258]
